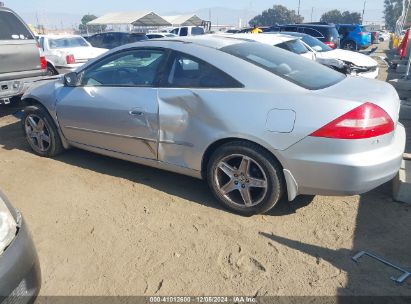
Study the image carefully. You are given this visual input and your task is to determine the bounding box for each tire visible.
[207,141,285,216]
[22,105,64,157]
[46,64,58,76]
[342,40,357,51]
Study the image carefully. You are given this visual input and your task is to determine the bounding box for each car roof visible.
[266,31,306,38]
[289,24,335,28]
[152,35,249,49]
[232,33,298,45]
[39,34,84,39]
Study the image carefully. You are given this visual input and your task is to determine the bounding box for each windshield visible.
[221,42,345,90]
[301,35,332,52]
[48,37,89,49]
[276,39,309,55]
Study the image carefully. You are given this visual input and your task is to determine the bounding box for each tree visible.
[384,0,403,31]
[249,5,303,27]
[79,14,105,34]
[320,9,361,24]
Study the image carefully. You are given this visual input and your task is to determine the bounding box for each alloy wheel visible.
[214,154,268,208]
[25,114,51,153]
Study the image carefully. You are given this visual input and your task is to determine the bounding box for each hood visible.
[52,47,108,60]
[318,49,378,67]
[315,76,400,123]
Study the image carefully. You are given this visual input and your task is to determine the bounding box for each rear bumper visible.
[0,216,41,303]
[281,124,406,199]
[0,75,45,101]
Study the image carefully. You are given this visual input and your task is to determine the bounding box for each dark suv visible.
[268,23,340,49]
[85,32,147,49]
[0,5,46,104]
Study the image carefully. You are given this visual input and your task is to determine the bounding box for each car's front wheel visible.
[207,141,285,215]
[22,105,64,157]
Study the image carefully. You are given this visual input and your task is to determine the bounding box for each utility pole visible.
[362,0,367,23]
[298,0,301,16]
[311,7,314,22]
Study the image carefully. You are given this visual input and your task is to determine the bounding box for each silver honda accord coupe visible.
[21,35,406,215]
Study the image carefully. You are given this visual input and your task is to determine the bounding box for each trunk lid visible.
[315,76,401,124]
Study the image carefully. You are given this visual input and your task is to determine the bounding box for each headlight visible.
[0,195,17,254]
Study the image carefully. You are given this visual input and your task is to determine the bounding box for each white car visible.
[378,31,391,42]
[282,33,379,79]
[236,32,379,79]
[228,33,316,61]
[38,35,108,75]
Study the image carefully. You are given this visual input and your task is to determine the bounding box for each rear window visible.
[49,37,89,49]
[191,27,204,35]
[221,42,345,90]
[276,39,309,55]
[0,10,33,40]
[301,35,332,52]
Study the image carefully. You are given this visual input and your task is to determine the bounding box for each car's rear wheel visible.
[207,141,284,215]
[22,105,64,157]
[342,40,357,51]
[46,64,58,76]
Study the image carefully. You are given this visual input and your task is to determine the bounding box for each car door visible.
[56,48,168,160]
[157,51,243,169]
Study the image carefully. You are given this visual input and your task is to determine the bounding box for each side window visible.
[180,27,188,36]
[81,49,166,87]
[164,52,243,88]
[284,26,298,32]
[170,28,179,35]
[303,28,324,38]
[0,11,33,40]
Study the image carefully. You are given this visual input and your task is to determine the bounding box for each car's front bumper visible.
[0,215,41,304]
[281,124,406,200]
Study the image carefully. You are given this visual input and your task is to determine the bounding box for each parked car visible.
[85,32,147,49]
[169,26,205,36]
[38,35,108,75]
[0,190,41,303]
[336,24,371,50]
[146,32,177,39]
[229,33,315,61]
[0,5,46,104]
[378,30,391,42]
[21,35,405,215]
[276,32,379,78]
[268,23,340,49]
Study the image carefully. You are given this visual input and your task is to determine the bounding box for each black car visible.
[268,23,340,49]
[0,190,41,303]
[85,32,147,49]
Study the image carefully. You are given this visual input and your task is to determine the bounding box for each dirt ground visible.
[0,41,410,298]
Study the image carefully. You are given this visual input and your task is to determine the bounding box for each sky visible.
[6,0,386,28]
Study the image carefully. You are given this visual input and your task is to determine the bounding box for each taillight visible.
[324,41,336,49]
[310,102,394,139]
[66,55,76,64]
[40,56,47,70]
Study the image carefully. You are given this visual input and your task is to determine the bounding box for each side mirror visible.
[312,45,323,52]
[64,72,78,87]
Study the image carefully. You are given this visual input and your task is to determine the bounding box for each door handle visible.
[129,110,144,116]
